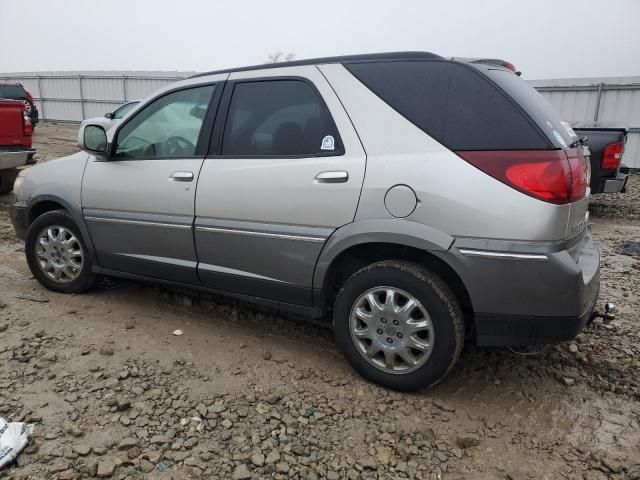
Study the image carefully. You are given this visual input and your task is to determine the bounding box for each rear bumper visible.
[600,172,628,193]
[435,228,600,346]
[0,148,36,171]
[10,202,28,241]
[474,290,597,346]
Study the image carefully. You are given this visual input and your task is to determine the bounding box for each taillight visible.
[456,149,587,204]
[566,150,587,200]
[23,110,33,136]
[601,142,624,170]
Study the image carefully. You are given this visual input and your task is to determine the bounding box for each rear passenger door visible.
[195,66,366,306]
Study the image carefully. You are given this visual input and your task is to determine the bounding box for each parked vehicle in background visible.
[79,100,140,133]
[572,122,629,194]
[0,99,35,193]
[0,83,39,128]
[10,52,598,391]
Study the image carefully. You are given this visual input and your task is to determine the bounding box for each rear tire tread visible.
[334,260,464,391]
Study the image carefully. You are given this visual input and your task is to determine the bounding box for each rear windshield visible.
[345,60,551,151]
[0,84,26,99]
[480,66,575,148]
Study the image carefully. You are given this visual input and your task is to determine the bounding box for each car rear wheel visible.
[333,260,464,391]
[25,210,98,293]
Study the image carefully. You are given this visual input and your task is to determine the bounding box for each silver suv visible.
[10,52,599,391]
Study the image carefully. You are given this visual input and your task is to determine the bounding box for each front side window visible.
[114,85,214,159]
[112,101,139,119]
[222,80,341,156]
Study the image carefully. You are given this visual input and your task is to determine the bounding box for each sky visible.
[1,0,639,80]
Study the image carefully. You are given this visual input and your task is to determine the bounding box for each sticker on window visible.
[321,135,335,151]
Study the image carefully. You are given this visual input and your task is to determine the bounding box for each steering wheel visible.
[163,136,195,157]
[116,135,155,158]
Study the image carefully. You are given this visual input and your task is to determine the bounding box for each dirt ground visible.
[1,123,639,480]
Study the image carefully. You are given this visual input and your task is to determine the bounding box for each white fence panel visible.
[82,77,124,102]
[124,77,180,100]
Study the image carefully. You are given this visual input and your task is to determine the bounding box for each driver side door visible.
[81,81,222,284]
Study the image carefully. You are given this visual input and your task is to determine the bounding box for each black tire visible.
[333,260,464,392]
[25,209,98,293]
[0,173,17,194]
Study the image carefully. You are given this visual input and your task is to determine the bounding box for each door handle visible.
[169,171,194,182]
[315,171,348,183]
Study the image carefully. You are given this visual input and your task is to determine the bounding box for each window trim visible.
[107,82,222,161]
[207,76,345,159]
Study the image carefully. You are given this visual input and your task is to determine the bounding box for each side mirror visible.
[105,112,114,119]
[78,124,108,157]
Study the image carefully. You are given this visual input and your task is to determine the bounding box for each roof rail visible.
[189,51,442,79]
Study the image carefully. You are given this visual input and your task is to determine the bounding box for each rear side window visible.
[345,61,550,151]
[0,84,26,99]
[222,80,342,156]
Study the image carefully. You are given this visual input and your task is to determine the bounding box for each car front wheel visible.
[25,210,97,293]
[333,260,464,391]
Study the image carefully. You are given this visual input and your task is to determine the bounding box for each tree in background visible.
[265,52,296,64]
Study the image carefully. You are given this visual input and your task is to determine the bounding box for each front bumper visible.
[436,228,600,346]
[10,203,28,241]
[600,173,628,194]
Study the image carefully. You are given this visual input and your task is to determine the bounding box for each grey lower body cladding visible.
[437,228,600,346]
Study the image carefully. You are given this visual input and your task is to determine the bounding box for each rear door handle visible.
[315,171,348,183]
[169,171,194,182]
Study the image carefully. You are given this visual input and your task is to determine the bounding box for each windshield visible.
[112,101,140,119]
[482,68,576,148]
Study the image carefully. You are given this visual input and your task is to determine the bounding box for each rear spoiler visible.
[451,57,521,76]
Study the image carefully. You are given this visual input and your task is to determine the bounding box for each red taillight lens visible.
[23,110,33,136]
[601,142,624,170]
[567,150,588,200]
[457,149,587,204]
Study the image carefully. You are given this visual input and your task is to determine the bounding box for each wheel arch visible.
[26,194,97,263]
[314,220,474,333]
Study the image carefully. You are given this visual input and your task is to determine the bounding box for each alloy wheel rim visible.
[35,225,83,283]
[349,286,435,374]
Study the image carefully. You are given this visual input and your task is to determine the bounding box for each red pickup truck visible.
[0,99,35,193]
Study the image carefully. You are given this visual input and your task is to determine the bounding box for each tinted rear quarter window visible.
[345,60,550,151]
[481,67,574,148]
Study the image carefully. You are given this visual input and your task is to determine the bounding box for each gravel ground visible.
[1,123,639,480]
